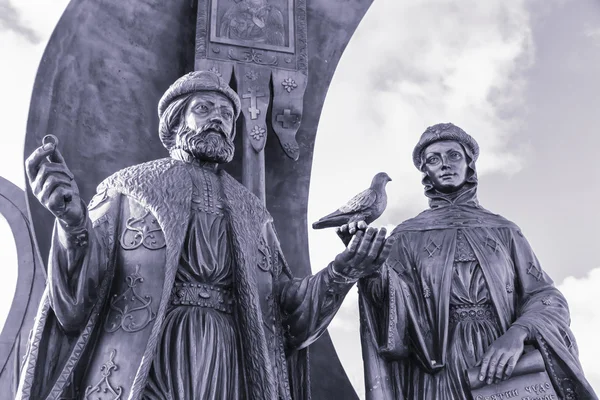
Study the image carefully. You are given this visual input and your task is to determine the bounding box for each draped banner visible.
[195,0,308,161]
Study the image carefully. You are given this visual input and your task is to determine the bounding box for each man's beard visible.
[175,123,235,164]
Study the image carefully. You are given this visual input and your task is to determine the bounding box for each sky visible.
[0,0,598,398]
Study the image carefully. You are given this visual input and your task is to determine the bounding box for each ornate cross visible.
[242,87,265,120]
[276,109,299,129]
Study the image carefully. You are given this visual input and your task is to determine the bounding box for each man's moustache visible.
[198,123,227,136]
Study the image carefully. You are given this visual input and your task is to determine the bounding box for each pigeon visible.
[312,172,392,229]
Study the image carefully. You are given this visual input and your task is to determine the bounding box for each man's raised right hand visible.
[25,140,85,227]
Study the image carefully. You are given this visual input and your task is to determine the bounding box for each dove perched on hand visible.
[312,172,392,230]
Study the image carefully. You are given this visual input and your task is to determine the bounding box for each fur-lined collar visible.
[98,157,271,234]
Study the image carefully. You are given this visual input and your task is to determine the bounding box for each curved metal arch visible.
[0,176,46,396]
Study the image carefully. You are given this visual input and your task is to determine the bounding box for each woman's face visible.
[422,140,468,193]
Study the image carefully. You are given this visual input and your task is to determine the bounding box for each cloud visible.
[557,268,600,390]
[584,25,600,42]
[0,0,41,44]
[308,0,534,241]
[0,0,70,189]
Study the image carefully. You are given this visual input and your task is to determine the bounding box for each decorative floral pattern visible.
[120,210,166,250]
[245,70,259,81]
[455,229,476,262]
[281,78,298,93]
[84,349,123,400]
[422,284,431,299]
[104,264,155,333]
[282,142,299,159]
[208,66,222,77]
[250,126,266,140]
[541,296,552,306]
[228,48,277,66]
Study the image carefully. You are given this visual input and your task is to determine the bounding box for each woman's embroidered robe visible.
[359,173,597,400]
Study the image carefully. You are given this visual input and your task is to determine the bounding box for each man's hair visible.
[158,93,195,151]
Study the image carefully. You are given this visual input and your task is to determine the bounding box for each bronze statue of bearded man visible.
[17,71,391,400]
[358,123,597,400]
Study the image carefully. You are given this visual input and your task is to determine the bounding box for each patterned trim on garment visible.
[449,303,494,326]
[272,295,292,400]
[190,166,224,215]
[537,334,574,399]
[387,279,398,347]
[170,282,235,313]
[454,229,477,262]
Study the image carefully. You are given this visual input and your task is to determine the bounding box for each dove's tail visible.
[311,214,348,230]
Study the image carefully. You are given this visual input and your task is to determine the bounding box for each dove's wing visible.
[311,187,377,229]
[338,188,377,214]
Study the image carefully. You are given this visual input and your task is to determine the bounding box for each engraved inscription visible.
[475,389,519,400]
[474,381,556,400]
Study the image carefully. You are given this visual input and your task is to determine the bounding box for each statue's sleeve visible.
[508,229,571,339]
[358,233,412,360]
[47,189,119,334]
[270,224,355,351]
[507,228,599,398]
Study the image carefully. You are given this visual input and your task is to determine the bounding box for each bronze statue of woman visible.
[358,123,597,400]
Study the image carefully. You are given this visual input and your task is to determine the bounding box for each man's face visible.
[175,91,236,163]
[422,140,468,193]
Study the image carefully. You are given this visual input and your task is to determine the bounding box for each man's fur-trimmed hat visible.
[158,70,241,119]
